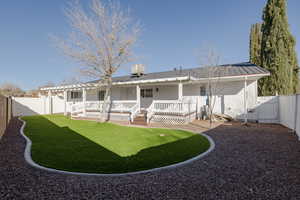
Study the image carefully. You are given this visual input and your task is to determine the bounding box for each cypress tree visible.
[250,23,262,66]
[259,0,299,96]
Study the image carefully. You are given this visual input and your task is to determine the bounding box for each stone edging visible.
[19,117,215,177]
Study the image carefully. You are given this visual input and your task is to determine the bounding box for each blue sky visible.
[0,0,299,90]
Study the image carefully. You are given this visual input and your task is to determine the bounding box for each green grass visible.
[22,115,210,174]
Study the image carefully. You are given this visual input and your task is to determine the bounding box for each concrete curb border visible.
[19,117,215,177]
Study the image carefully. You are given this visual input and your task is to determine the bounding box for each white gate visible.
[249,96,279,123]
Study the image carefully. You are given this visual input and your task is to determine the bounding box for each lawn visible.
[22,115,210,174]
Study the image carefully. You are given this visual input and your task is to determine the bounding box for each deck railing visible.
[130,103,140,122]
[146,100,197,123]
[71,100,138,117]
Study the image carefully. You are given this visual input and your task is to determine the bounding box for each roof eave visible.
[40,73,270,91]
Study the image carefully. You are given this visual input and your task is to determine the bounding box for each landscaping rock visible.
[0,118,299,199]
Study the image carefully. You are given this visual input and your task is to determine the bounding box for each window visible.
[98,90,106,101]
[70,91,82,99]
[200,86,206,96]
[141,89,153,98]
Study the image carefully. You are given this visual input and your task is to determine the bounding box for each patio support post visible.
[64,90,67,116]
[82,88,87,117]
[244,77,248,124]
[136,85,141,111]
[48,90,52,114]
[178,82,183,101]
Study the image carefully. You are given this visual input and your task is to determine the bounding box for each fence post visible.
[294,95,299,137]
[277,95,281,123]
[188,101,191,122]
[243,76,248,124]
[10,97,12,119]
[5,97,8,128]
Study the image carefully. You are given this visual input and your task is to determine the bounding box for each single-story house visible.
[40,62,270,125]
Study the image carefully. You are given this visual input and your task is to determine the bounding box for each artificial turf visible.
[22,115,210,173]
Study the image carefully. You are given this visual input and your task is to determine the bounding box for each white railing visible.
[71,100,137,117]
[71,103,85,117]
[147,100,197,123]
[85,101,104,111]
[130,103,140,122]
[110,100,136,113]
[147,102,155,124]
[150,100,197,114]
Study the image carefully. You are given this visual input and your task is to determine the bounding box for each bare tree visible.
[53,0,140,121]
[198,47,228,127]
[38,81,56,89]
[60,77,81,86]
[0,83,25,97]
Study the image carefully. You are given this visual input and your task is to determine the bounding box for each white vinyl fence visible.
[279,95,300,139]
[12,96,65,116]
[247,96,279,123]
[279,96,297,130]
[11,94,300,139]
[249,95,300,139]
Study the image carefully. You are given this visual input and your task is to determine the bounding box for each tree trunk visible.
[100,76,112,122]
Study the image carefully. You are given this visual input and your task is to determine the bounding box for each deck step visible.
[131,116,147,126]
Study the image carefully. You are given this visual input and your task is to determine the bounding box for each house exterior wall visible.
[181,80,257,118]
[14,79,259,119]
[140,85,178,108]
[64,80,257,116]
[83,87,137,101]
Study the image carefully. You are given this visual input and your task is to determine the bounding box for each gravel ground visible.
[0,118,300,200]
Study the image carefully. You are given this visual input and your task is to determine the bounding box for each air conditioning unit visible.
[131,64,145,77]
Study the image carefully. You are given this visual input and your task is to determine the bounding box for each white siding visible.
[85,87,136,101]
[181,80,257,118]
[13,79,259,119]
[139,85,178,108]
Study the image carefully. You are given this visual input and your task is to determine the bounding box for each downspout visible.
[244,76,248,124]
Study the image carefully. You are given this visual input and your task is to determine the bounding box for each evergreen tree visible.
[259,0,299,96]
[250,23,262,66]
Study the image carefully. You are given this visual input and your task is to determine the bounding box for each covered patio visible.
[41,78,204,124]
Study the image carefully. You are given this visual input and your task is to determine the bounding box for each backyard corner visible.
[21,114,211,174]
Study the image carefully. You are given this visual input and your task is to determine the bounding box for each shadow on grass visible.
[23,115,210,174]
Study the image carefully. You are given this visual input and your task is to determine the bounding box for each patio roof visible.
[88,62,269,83]
[40,62,269,91]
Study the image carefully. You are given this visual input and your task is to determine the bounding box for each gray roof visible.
[87,62,269,84]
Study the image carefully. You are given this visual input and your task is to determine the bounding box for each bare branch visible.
[52,0,140,121]
[197,46,229,127]
[53,0,140,81]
